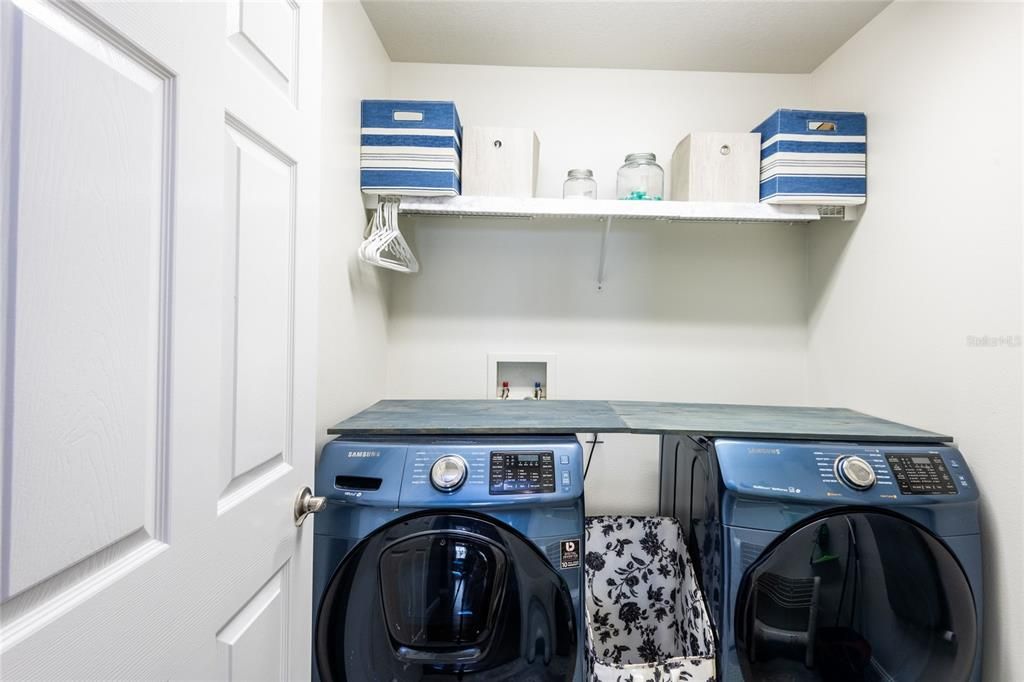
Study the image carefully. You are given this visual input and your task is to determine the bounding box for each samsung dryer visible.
[313,434,585,681]
[660,437,983,681]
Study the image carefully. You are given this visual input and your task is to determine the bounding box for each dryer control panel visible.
[713,439,976,505]
[886,453,957,495]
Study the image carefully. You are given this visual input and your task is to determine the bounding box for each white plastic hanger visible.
[359,196,420,273]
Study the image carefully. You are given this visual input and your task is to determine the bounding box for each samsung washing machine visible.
[312,434,585,681]
[660,436,983,681]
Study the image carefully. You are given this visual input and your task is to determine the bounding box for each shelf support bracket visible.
[597,216,612,291]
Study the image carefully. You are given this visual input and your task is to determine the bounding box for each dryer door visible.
[315,512,577,681]
[734,510,978,681]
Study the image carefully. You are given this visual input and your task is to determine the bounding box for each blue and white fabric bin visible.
[360,100,462,197]
[752,109,866,205]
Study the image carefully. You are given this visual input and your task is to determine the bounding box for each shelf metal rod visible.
[597,216,613,291]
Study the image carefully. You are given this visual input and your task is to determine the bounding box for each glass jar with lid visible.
[616,153,664,200]
[562,169,597,199]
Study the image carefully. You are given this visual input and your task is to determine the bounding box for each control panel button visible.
[560,454,570,465]
[561,471,571,487]
[834,456,876,491]
[430,455,468,492]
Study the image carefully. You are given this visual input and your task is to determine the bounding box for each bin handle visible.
[807,120,837,132]
[393,110,424,122]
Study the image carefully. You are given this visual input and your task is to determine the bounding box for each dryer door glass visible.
[735,511,977,681]
[315,512,577,682]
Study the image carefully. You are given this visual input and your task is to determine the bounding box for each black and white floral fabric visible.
[584,516,716,682]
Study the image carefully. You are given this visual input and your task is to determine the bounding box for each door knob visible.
[294,486,326,526]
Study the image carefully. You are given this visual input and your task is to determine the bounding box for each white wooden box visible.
[671,132,760,202]
[461,126,540,198]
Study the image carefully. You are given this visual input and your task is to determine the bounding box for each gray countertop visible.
[328,399,951,443]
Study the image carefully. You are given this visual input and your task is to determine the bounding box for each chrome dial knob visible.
[430,455,468,492]
[835,456,876,490]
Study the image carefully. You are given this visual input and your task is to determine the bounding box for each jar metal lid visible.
[624,152,656,163]
[567,168,594,178]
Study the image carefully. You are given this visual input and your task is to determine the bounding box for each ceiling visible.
[360,1,890,74]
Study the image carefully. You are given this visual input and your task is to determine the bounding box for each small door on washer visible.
[735,511,978,681]
[315,512,577,681]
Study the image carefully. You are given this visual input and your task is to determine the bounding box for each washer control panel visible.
[489,451,555,494]
[323,435,583,508]
[886,453,957,495]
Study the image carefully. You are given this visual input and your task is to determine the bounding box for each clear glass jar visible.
[562,169,597,199]
[617,153,664,200]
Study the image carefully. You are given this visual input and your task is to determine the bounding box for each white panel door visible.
[0,0,321,679]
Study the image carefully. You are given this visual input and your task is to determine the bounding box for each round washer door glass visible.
[315,512,578,681]
[735,511,977,681]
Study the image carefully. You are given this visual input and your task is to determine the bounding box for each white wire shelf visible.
[362,195,822,289]
[364,195,820,223]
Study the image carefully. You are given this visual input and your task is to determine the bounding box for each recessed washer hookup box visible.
[752,108,867,206]
[360,99,462,197]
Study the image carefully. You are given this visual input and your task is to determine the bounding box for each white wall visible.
[806,3,1023,678]
[316,3,392,453]
[385,64,813,512]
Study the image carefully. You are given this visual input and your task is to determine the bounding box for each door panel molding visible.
[1,0,175,634]
[216,560,291,682]
[0,531,166,651]
[225,0,299,103]
[219,112,297,513]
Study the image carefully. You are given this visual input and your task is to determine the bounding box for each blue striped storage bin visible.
[752,109,866,205]
[361,100,462,196]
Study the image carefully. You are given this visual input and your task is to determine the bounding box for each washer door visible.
[735,511,977,681]
[315,512,577,681]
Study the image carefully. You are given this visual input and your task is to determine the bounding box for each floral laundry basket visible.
[584,516,717,682]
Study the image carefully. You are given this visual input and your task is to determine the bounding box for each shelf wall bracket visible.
[597,216,613,291]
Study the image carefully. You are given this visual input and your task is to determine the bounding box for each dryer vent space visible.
[487,353,557,400]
